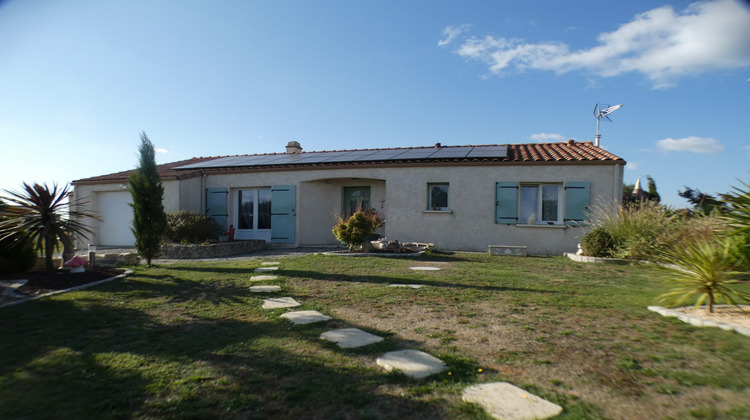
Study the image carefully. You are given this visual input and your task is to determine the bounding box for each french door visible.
[235,188,272,240]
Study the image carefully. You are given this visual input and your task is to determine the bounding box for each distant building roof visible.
[72,141,625,185]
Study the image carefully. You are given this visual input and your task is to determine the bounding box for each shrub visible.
[331,210,383,250]
[581,228,614,257]
[587,200,684,261]
[164,211,221,244]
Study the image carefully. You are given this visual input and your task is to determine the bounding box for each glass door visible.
[235,188,272,240]
[342,186,370,217]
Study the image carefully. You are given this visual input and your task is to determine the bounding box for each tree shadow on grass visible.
[1,291,458,419]
[280,269,563,295]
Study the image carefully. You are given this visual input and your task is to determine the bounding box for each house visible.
[71,140,625,255]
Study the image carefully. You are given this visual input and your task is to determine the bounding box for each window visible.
[427,183,449,211]
[519,183,561,225]
[496,181,590,226]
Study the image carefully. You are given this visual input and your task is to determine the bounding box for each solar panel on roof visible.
[353,149,408,161]
[429,147,474,158]
[466,146,507,158]
[173,144,510,170]
[321,151,376,162]
[394,149,438,159]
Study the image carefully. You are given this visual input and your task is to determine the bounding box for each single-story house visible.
[71,140,625,255]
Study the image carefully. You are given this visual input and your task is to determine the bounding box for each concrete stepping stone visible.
[261,261,281,266]
[462,382,562,420]
[320,328,384,348]
[250,285,281,293]
[262,297,301,309]
[409,266,441,271]
[281,310,332,325]
[255,266,279,272]
[376,349,446,379]
[388,284,425,289]
[250,275,278,281]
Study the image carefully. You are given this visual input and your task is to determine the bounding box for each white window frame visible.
[519,183,563,225]
[427,183,450,211]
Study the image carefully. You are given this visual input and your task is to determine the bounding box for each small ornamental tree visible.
[129,132,166,266]
[331,210,383,251]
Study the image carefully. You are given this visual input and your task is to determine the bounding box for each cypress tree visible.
[129,132,166,266]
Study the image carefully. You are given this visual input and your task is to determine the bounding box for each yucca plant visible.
[721,181,750,236]
[0,183,99,271]
[657,237,750,313]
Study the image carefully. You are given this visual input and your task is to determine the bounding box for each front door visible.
[234,188,272,241]
[342,186,370,217]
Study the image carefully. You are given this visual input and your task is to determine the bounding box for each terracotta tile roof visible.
[72,141,625,184]
[507,141,622,162]
[72,156,215,184]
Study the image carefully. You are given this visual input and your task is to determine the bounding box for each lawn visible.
[1,253,749,419]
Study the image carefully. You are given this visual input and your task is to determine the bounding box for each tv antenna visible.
[593,103,622,147]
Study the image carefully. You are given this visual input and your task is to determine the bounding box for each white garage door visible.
[98,191,136,246]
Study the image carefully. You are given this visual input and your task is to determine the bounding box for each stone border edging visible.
[648,305,750,337]
[0,269,133,310]
[564,252,631,264]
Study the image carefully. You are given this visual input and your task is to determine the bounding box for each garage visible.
[97,191,135,246]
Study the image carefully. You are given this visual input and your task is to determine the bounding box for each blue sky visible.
[0,0,748,207]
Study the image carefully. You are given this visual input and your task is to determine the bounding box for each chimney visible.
[285,141,303,154]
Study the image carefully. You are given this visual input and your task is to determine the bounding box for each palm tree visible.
[0,183,98,271]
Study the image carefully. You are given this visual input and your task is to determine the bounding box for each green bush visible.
[331,210,383,250]
[581,228,614,257]
[0,234,37,274]
[587,200,685,261]
[164,211,221,244]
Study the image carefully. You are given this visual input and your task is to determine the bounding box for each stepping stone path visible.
[250,275,278,281]
[376,349,447,379]
[262,297,301,309]
[261,261,281,266]
[250,285,281,293]
[281,310,332,325]
[320,328,384,348]
[462,382,562,420]
[250,261,555,419]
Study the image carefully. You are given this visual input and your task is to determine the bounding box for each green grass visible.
[1,252,749,419]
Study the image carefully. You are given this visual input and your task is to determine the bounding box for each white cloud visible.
[155,148,169,154]
[529,132,566,142]
[625,162,641,170]
[438,24,470,46]
[449,0,750,88]
[656,136,724,154]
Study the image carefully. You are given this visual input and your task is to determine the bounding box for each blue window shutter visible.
[564,182,590,226]
[205,188,228,230]
[496,182,518,224]
[271,185,296,244]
